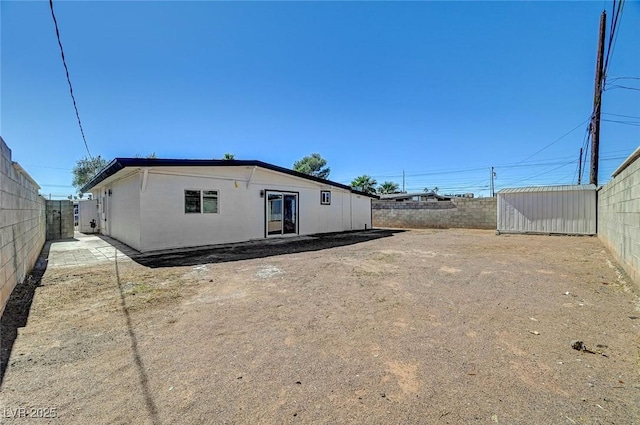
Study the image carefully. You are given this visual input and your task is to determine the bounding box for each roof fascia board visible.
[81,158,379,198]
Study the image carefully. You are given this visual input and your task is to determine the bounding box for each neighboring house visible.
[80,158,378,252]
[379,192,452,202]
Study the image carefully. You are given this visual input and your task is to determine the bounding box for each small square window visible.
[203,190,219,213]
[321,191,331,205]
[185,190,201,213]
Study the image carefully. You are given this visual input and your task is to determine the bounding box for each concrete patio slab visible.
[46,232,139,269]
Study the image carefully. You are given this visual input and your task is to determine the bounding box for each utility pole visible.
[490,167,496,197]
[578,147,583,184]
[590,11,606,186]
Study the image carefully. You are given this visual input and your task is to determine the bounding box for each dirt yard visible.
[1,229,639,424]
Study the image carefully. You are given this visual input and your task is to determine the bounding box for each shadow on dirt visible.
[0,243,50,387]
[114,250,160,424]
[133,229,404,269]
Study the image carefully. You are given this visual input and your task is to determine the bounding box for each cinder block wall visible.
[0,137,46,315]
[598,149,640,288]
[373,197,497,229]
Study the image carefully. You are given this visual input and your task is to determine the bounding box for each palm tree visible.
[377,181,400,194]
[223,153,235,160]
[423,186,439,193]
[351,175,378,194]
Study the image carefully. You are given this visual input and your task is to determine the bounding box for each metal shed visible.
[497,185,596,235]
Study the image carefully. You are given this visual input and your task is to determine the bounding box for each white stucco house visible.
[80,158,377,253]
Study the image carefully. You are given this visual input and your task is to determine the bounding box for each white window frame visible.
[184,189,219,214]
[321,190,331,205]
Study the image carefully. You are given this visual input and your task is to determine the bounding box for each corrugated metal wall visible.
[497,186,596,235]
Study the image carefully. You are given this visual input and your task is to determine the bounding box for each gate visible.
[45,200,75,240]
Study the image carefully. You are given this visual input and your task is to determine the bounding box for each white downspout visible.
[141,168,150,192]
[246,166,257,188]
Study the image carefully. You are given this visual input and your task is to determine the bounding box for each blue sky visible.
[2,1,638,198]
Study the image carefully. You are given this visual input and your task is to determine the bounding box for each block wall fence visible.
[372,197,497,230]
[598,148,640,289]
[0,137,46,315]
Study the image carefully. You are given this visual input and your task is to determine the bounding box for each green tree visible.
[423,187,439,194]
[72,155,108,193]
[377,181,400,194]
[223,153,235,160]
[351,175,378,194]
[293,153,330,179]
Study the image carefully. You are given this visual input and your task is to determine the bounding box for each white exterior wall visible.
[139,167,261,251]
[350,193,372,230]
[93,172,142,251]
[497,187,596,235]
[77,199,99,233]
[133,166,370,252]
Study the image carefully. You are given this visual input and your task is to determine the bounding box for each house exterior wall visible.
[139,167,260,251]
[128,166,372,252]
[0,137,46,315]
[598,149,640,288]
[94,172,142,251]
[78,199,99,233]
[372,198,496,229]
[351,193,373,230]
[497,187,596,235]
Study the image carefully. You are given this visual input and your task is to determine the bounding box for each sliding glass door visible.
[266,191,298,236]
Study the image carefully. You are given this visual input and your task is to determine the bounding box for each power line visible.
[369,154,595,182]
[49,0,92,158]
[603,112,640,120]
[499,155,627,188]
[607,76,640,82]
[605,84,640,92]
[366,151,631,185]
[602,119,640,127]
[39,183,75,188]
[580,128,591,184]
[500,117,590,170]
[505,160,577,187]
[602,0,625,81]
[21,164,73,171]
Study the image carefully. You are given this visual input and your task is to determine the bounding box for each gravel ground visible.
[1,229,639,424]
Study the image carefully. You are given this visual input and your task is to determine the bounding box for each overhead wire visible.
[602,119,640,126]
[499,117,591,170]
[504,155,627,188]
[503,160,577,187]
[607,76,640,82]
[49,0,93,158]
[578,126,591,184]
[606,84,640,91]
[602,0,625,82]
[603,112,640,119]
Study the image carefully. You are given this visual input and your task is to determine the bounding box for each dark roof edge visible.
[79,158,379,199]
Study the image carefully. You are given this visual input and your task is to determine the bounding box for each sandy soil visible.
[1,229,639,424]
